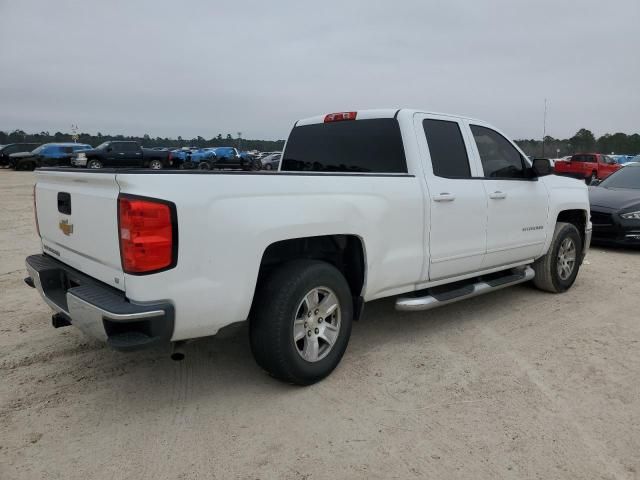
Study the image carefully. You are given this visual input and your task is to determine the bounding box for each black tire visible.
[87,159,103,169]
[198,161,210,170]
[264,163,272,170]
[532,222,582,293]
[250,260,353,385]
[250,159,262,171]
[149,159,163,170]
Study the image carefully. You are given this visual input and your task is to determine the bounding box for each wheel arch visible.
[556,209,588,249]
[256,234,367,319]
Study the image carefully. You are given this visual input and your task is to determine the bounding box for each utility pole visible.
[541,98,548,157]
[237,132,242,151]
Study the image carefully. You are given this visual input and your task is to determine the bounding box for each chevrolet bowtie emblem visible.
[59,219,74,236]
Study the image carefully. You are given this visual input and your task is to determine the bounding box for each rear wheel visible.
[264,163,272,170]
[532,222,582,293]
[198,161,210,170]
[87,159,103,169]
[250,260,353,385]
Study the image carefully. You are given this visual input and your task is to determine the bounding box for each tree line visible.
[0,130,285,152]
[516,128,640,158]
[2,128,639,158]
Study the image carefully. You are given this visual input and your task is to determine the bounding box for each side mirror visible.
[590,179,601,186]
[532,158,552,177]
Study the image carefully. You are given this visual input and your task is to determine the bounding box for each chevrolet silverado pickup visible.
[71,141,172,169]
[25,109,592,385]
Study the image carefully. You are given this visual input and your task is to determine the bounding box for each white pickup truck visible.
[26,109,591,385]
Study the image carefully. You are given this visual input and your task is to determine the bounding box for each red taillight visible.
[118,196,177,274]
[33,184,40,237]
[324,111,357,123]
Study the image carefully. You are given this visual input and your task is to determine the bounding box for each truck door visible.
[416,114,487,280]
[466,122,549,268]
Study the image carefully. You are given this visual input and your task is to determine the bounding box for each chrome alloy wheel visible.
[557,237,576,280]
[293,287,341,362]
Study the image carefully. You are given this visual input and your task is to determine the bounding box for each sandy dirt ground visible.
[0,169,639,480]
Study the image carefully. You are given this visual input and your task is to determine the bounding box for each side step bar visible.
[395,266,535,312]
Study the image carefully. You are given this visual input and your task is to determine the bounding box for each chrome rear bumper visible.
[25,254,174,350]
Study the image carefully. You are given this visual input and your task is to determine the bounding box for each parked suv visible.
[0,143,40,167]
[9,143,92,170]
[71,141,172,169]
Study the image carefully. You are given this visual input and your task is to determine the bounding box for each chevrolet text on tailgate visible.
[26,109,592,385]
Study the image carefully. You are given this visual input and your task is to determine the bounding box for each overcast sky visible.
[1,0,638,140]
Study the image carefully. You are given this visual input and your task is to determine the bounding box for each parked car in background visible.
[0,143,40,167]
[554,153,621,183]
[9,143,92,170]
[196,147,262,170]
[261,152,281,170]
[589,163,640,245]
[71,141,172,169]
[27,109,591,385]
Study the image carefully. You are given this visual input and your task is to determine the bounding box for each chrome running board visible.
[395,266,535,312]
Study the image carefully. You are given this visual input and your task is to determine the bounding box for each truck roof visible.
[295,108,484,126]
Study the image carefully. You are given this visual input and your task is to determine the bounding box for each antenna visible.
[541,98,548,157]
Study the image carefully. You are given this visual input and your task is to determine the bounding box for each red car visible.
[554,153,621,183]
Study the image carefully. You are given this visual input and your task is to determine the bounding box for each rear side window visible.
[282,118,407,173]
[422,119,471,178]
[121,143,139,152]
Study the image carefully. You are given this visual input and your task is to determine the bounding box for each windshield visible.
[599,166,640,189]
[96,142,110,150]
[32,145,48,154]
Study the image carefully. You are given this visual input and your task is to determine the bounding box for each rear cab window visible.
[571,154,596,162]
[282,118,407,173]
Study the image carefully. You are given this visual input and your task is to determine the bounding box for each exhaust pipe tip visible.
[171,341,186,361]
[52,313,72,328]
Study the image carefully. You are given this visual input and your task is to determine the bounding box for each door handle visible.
[433,193,456,202]
[119,153,125,155]
[489,191,507,199]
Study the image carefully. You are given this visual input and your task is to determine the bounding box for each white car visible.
[26,109,591,384]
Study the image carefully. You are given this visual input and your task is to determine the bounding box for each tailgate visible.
[34,170,124,290]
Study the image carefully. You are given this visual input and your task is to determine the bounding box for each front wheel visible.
[149,159,163,170]
[87,159,103,169]
[250,260,353,385]
[532,222,582,293]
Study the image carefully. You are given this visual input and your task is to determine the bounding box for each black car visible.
[71,141,172,169]
[0,143,40,167]
[589,164,640,246]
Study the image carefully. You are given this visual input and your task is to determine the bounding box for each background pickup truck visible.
[71,141,172,169]
[26,109,591,385]
[554,153,621,183]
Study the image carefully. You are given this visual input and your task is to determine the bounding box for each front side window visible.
[282,118,407,173]
[422,119,471,179]
[471,125,526,179]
